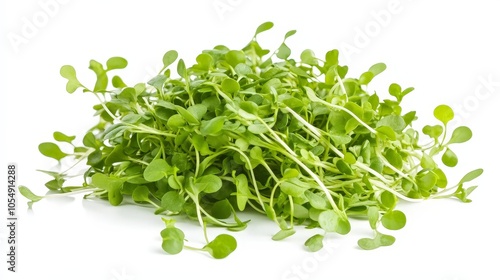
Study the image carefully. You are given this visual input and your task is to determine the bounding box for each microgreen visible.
[19,22,482,258]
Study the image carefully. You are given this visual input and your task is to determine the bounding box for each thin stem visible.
[93,92,118,121]
[223,146,265,211]
[62,148,95,174]
[368,179,424,202]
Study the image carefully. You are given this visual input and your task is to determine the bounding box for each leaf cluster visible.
[20,22,482,258]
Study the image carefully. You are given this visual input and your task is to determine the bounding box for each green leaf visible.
[197,53,213,70]
[367,206,379,230]
[454,185,478,203]
[53,131,75,143]
[422,125,443,139]
[112,76,127,88]
[376,126,397,141]
[192,134,211,156]
[132,185,150,203]
[176,105,200,124]
[403,111,416,125]
[448,126,472,144]
[194,174,222,194]
[187,104,207,121]
[91,173,119,189]
[254,21,274,36]
[416,171,438,191]
[38,142,67,161]
[248,123,268,134]
[442,148,458,167]
[144,159,172,182]
[225,50,246,67]
[18,186,43,202]
[280,178,309,197]
[91,173,123,206]
[292,204,309,219]
[336,160,353,175]
[358,238,378,250]
[161,191,185,213]
[234,63,252,76]
[384,148,403,169]
[166,114,186,130]
[83,132,98,148]
[380,191,397,210]
[377,115,406,132]
[300,49,317,65]
[318,210,351,234]
[325,49,339,66]
[284,30,297,39]
[89,60,108,92]
[276,43,291,59]
[458,169,483,185]
[434,168,448,188]
[106,57,127,70]
[381,210,406,230]
[105,145,128,166]
[368,63,386,76]
[304,234,324,252]
[161,227,184,255]
[359,71,374,85]
[272,229,296,241]
[211,200,232,219]
[388,83,401,101]
[203,234,237,259]
[235,174,250,211]
[434,105,454,125]
[305,191,328,210]
[45,178,64,191]
[122,113,142,124]
[148,74,168,91]
[420,153,436,169]
[221,78,240,94]
[177,59,186,77]
[359,232,396,250]
[162,50,179,69]
[377,233,396,246]
[60,65,82,93]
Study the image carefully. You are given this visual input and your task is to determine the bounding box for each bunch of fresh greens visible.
[19,22,482,258]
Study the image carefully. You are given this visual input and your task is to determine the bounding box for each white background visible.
[1,0,499,279]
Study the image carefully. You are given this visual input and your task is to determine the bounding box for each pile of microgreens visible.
[20,22,482,259]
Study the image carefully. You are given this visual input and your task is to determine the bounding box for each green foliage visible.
[304,234,324,252]
[20,22,482,259]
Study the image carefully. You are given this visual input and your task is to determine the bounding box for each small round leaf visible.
[161,227,185,255]
[381,210,406,230]
[144,159,171,182]
[442,148,458,167]
[132,185,151,203]
[161,191,185,212]
[434,105,454,125]
[38,142,68,161]
[448,126,472,144]
[304,234,324,252]
[203,234,237,259]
